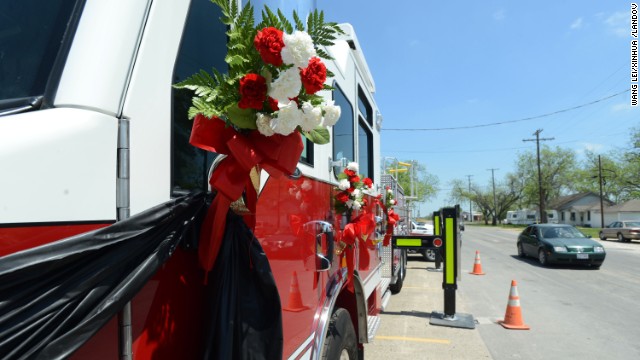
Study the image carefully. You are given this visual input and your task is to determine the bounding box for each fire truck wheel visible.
[389,256,405,294]
[322,308,358,360]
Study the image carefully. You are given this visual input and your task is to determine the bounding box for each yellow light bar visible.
[398,161,412,167]
[388,168,408,173]
[396,238,422,247]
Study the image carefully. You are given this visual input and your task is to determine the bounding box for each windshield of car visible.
[541,226,586,239]
[0,0,77,111]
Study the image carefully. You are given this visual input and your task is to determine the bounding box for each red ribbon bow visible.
[340,210,375,291]
[189,114,303,276]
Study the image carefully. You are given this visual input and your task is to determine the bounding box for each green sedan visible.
[517,224,606,269]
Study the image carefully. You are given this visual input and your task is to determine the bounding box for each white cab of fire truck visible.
[0,0,405,359]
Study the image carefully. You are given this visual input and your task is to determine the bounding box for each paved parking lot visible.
[364,254,492,359]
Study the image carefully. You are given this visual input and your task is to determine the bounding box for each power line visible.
[382,88,630,132]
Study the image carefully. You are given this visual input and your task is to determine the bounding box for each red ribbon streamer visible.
[189,114,303,275]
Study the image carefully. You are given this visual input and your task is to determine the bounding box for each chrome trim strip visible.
[287,334,314,360]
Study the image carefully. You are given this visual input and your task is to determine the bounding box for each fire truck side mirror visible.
[329,156,348,173]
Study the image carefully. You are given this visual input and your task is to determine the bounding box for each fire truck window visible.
[332,84,354,178]
[358,118,373,180]
[0,0,76,110]
[300,136,314,166]
[171,0,227,193]
[357,86,373,126]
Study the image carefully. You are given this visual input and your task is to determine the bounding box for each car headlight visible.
[594,246,605,253]
[553,246,567,252]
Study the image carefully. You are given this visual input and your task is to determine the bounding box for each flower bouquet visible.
[175,0,343,142]
[174,0,344,274]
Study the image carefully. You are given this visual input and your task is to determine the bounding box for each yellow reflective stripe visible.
[445,218,454,284]
[434,215,440,235]
[396,238,422,247]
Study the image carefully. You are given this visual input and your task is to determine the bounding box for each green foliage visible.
[302,127,330,144]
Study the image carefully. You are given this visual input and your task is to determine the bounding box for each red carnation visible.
[349,175,360,184]
[254,27,284,66]
[336,192,350,203]
[363,178,373,188]
[268,97,279,111]
[300,57,327,94]
[344,169,356,177]
[238,73,267,110]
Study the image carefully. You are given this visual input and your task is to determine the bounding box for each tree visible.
[618,127,640,199]
[393,161,439,213]
[571,151,623,202]
[515,145,578,209]
[449,175,523,225]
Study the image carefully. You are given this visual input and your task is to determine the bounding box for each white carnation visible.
[338,179,351,190]
[271,100,301,135]
[268,67,301,102]
[282,31,317,68]
[256,113,275,136]
[352,188,361,198]
[351,200,362,211]
[300,101,322,131]
[321,100,341,127]
[347,162,359,172]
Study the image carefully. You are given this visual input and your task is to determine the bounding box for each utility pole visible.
[598,155,604,228]
[487,169,498,225]
[465,174,473,223]
[523,129,554,223]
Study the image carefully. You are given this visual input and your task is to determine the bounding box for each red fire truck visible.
[0,0,406,358]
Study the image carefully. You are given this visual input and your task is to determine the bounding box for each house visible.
[593,199,640,227]
[547,192,614,227]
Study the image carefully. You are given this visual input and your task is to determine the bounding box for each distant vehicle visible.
[410,221,434,235]
[505,210,559,224]
[517,224,606,269]
[599,221,640,242]
[409,222,436,261]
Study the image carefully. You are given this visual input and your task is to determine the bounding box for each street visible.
[365,225,640,360]
[459,225,640,360]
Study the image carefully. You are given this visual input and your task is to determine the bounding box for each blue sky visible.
[320,0,640,216]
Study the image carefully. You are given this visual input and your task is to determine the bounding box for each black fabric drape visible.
[202,210,283,360]
[0,192,207,359]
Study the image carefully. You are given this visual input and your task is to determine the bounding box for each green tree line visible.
[449,127,640,225]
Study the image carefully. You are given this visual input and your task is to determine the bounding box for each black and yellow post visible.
[429,205,475,329]
[431,211,443,271]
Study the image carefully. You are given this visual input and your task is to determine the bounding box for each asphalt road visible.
[459,225,640,360]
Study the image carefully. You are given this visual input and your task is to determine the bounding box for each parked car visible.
[409,222,436,261]
[517,224,606,269]
[410,221,434,235]
[599,221,640,242]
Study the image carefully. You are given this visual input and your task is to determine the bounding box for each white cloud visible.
[570,17,583,30]
[575,142,606,157]
[611,102,631,112]
[604,11,629,37]
[493,9,506,21]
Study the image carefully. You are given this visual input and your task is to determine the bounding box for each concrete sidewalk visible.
[364,256,493,359]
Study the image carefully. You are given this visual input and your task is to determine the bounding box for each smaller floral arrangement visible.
[383,186,397,210]
[334,162,375,215]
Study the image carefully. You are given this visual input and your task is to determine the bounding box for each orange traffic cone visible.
[469,250,485,275]
[282,271,309,312]
[498,280,530,330]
